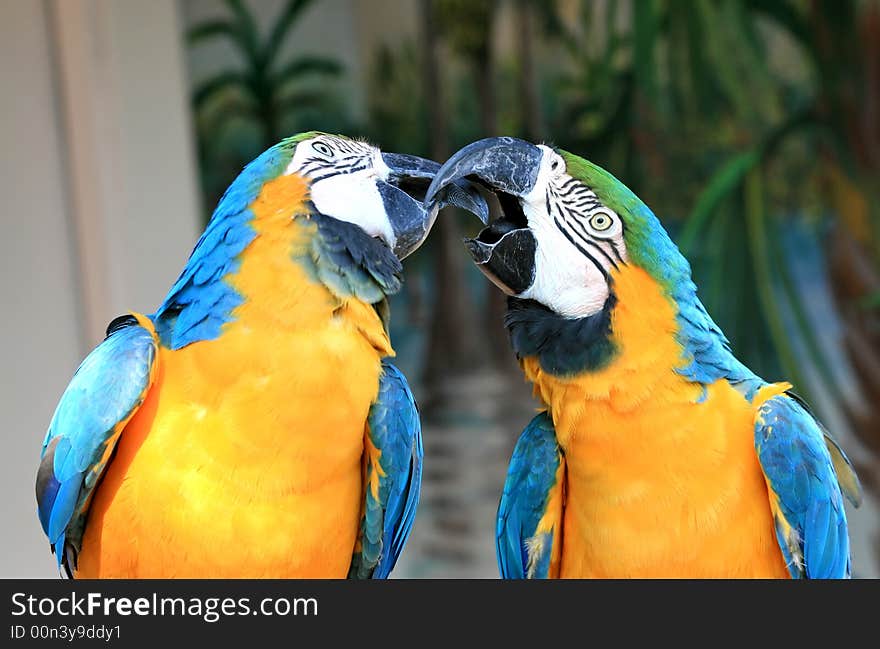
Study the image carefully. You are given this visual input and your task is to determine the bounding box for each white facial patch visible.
[518,145,628,318]
[285,136,396,249]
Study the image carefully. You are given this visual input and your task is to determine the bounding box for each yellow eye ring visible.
[589,211,613,232]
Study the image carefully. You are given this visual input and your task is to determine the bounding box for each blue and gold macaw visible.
[35,132,486,578]
[427,137,863,578]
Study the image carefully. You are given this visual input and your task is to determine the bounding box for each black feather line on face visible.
[331,138,360,154]
[547,181,626,272]
[557,202,619,271]
[585,238,619,271]
[298,157,328,176]
[575,197,602,210]
[334,156,371,171]
[553,214,609,280]
[609,240,625,264]
[556,177,582,199]
[546,189,609,279]
[309,162,371,183]
[299,152,371,179]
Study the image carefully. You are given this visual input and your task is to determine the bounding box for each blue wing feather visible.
[496,412,563,579]
[35,318,157,576]
[755,394,854,579]
[349,361,422,579]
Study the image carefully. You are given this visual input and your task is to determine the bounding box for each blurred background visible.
[2,0,879,578]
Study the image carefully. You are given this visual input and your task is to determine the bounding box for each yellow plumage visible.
[77,174,392,577]
[522,264,790,578]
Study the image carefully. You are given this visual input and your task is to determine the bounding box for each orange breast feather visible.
[522,265,789,578]
[77,175,391,577]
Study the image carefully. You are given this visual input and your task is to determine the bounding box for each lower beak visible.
[379,152,489,259]
[465,227,537,295]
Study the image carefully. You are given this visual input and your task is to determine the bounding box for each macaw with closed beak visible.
[35,132,487,578]
[427,136,862,578]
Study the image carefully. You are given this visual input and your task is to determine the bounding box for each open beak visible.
[424,137,544,294]
[379,152,489,259]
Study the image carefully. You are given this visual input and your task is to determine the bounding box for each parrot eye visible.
[588,210,614,232]
[550,156,563,174]
[312,141,334,158]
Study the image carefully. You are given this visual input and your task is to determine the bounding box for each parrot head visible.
[425,136,703,376]
[267,131,487,259]
[153,132,488,350]
[425,136,689,314]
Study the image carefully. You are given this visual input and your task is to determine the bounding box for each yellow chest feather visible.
[78,174,392,577]
[521,266,789,578]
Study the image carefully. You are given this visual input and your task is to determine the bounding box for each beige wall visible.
[1,0,86,579]
[0,0,200,578]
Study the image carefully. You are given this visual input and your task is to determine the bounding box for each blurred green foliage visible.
[543,0,880,410]
[185,0,880,412]
[187,0,350,215]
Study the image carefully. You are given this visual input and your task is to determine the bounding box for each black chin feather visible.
[504,293,618,376]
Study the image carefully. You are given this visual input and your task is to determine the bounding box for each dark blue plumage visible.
[349,361,423,579]
[505,295,617,376]
[35,320,156,576]
[495,412,562,579]
[299,212,403,306]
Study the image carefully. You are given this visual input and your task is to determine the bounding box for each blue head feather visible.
[150,134,401,350]
[549,151,763,396]
[152,141,297,349]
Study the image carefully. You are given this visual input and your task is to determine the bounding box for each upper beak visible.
[424,137,544,206]
[423,138,545,294]
[379,152,489,259]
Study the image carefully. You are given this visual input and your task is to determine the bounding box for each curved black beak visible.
[379,152,489,259]
[424,137,544,294]
[424,137,544,207]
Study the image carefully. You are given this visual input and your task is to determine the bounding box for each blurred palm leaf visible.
[187,0,342,146]
[186,0,345,220]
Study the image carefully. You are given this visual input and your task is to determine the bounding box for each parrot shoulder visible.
[35,314,159,577]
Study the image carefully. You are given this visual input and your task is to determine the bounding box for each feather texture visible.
[40,134,422,578]
[36,315,157,576]
[491,148,860,578]
[496,412,564,579]
[349,362,423,579]
[755,390,856,578]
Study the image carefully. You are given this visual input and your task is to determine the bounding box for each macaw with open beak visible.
[427,136,861,578]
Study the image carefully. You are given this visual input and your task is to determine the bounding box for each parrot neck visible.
[515,265,710,409]
[516,263,760,409]
[152,173,401,350]
[616,201,759,395]
[505,294,619,375]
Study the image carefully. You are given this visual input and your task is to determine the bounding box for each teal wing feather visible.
[496,412,564,579]
[349,361,422,579]
[35,316,157,577]
[754,393,861,579]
